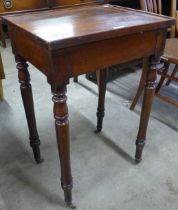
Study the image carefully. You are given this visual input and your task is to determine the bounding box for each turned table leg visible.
[95,68,107,132]
[52,86,75,209]
[135,55,158,163]
[15,55,43,164]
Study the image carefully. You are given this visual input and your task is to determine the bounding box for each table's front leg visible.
[51,85,75,209]
[135,55,159,163]
[15,55,43,164]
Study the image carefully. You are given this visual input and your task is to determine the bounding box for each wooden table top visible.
[4,4,175,49]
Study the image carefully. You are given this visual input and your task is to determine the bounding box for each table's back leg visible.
[95,68,107,133]
[15,55,43,164]
[52,85,75,209]
[135,55,158,163]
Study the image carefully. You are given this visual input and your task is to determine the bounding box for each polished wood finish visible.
[130,0,178,109]
[4,4,174,207]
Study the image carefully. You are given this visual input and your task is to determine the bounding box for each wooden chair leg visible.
[165,64,178,86]
[95,68,107,132]
[155,61,170,93]
[0,20,6,48]
[130,58,149,110]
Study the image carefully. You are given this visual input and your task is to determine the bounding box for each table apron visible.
[50,29,166,85]
[11,28,166,86]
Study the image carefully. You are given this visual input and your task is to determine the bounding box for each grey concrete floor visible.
[1,40,178,210]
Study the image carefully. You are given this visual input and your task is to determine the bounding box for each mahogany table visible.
[4,4,174,208]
